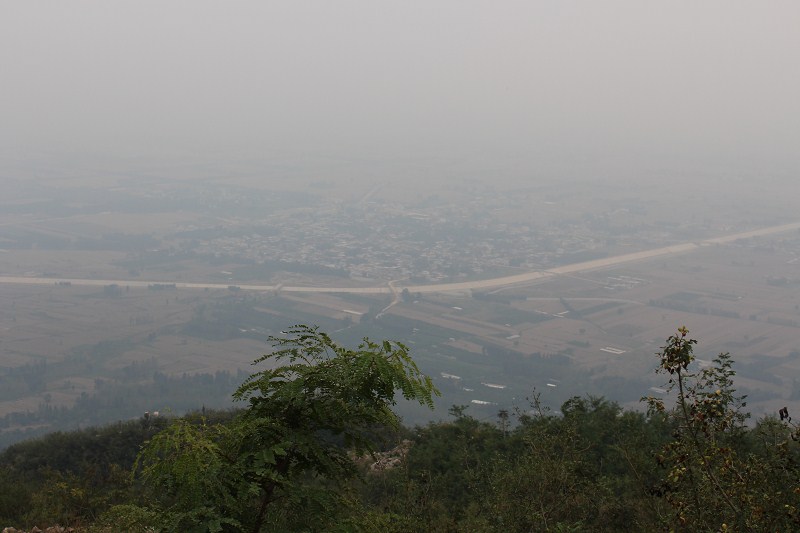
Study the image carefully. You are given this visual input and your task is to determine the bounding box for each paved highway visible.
[1,221,799,295]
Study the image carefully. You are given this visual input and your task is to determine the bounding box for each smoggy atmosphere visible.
[5,4,800,531]
[2,1,799,179]
[1,1,799,454]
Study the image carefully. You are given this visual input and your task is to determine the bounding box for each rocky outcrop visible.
[368,439,412,471]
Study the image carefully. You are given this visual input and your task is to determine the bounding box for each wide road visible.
[1,221,799,295]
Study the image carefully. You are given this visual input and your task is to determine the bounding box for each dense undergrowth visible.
[2,327,799,532]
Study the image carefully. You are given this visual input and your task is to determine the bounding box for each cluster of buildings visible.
[173,188,695,283]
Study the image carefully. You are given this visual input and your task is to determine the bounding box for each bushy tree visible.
[130,325,438,532]
[473,394,661,532]
[643,327,800,531]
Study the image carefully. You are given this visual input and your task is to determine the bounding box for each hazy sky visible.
[2,1,799,178]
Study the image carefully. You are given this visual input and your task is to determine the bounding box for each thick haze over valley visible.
[1,2,799,446]
[2,1,799,180]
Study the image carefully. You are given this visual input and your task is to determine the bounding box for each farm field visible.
[2,228,798,446]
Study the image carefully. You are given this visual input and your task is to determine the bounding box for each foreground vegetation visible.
[2,326,800,532]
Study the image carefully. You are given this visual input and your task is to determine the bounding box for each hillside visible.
[2,328,800,532]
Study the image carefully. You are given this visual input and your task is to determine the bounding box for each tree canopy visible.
[131,325,439,532]
[6,327,800,532]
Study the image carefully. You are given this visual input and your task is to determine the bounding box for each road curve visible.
[1,221,798,295]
